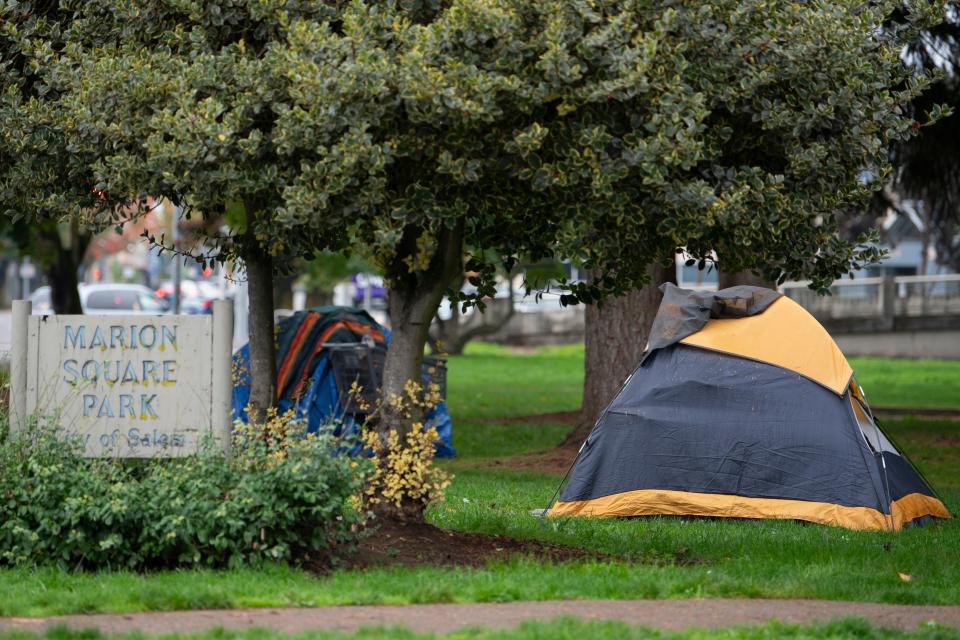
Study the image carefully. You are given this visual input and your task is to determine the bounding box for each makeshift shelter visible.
[232,306,455,457]
[552,284,949,530]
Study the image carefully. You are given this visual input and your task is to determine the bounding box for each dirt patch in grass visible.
[934,435,960,448]
[472,410,579,474]
[474,410,582,474]
[487,442,581,475]
[488,409,581,425]
[873,406,960,420]
[315,519,603,571]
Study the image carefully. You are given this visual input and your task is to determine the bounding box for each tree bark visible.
[245,249,276,423]
[566,263,676,446]
[33,222,88,315]
[47,245,84,314]
[380,222,464,436]
[243,202,277,424]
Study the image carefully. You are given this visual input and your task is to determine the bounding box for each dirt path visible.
[3,599,959,635]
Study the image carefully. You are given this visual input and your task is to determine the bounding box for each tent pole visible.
[542,437,588,518]
[874,413,946,505]
[856,389,899,532]
[860,395,895,532]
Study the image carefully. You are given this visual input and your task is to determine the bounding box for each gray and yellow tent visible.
[552,284,950,530]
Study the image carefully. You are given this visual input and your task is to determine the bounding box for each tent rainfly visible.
[551,284,950,530]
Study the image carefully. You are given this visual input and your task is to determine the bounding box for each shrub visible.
[362,381,452,520]
[363,422,451,515]
[0,412,371,569]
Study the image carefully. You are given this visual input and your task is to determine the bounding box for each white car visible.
[29,284,171,315]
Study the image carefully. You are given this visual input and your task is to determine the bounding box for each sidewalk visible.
[3,599,959,636]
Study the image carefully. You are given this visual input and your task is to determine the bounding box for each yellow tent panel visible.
[679,296,852,395]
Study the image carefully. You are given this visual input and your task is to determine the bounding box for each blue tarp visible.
[231,306,455,457]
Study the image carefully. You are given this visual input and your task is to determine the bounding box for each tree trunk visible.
[429,275,515,355]
[380,222,464,436]
[567,262,676,446]
[375,223,463,523]
[243,202,277,424]
[50,224,88,314]
[717,270,776,289]
[47,246,84,314]
[382,285,438,415]
[36,222,88,315]
[273,272,296,310]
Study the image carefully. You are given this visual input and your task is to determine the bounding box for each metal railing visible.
[891,274,960,317]
[780,277,885,319]
[781,274,960,320]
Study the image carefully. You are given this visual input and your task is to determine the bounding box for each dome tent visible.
[551,284,949,530]
[232,306,454,457]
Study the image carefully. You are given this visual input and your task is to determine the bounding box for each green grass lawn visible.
[445,343,585,419]
[849,357,960,409]
[1,344,958,618]
[444,343,581,459]
[2,619,958,640]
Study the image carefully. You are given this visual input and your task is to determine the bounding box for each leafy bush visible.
[0,413,371,569]
[362,381,452,519]
[363,421,451,516]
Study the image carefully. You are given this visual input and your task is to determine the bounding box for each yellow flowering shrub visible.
[232,405,302,463]
[362,422,451,513]
[382,378,443,421]
[362,380,451,517]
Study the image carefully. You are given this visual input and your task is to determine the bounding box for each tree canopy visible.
[5,0,944,430]
[57,0,940,288]
[0,1,102,312]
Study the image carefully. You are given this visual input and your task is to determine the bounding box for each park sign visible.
[9,300,234,457]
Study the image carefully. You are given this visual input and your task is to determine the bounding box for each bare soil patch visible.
[478,410,582,474]
[311,519,602,572]
[488,409,581,425]
[934,436,960,448]
[873,406,960,420]
[489,441,581,475]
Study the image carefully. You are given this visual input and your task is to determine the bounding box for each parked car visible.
[83,283,170,315]
[156,279,221,314]
[28,286,54,315]
[27,284,170,315]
